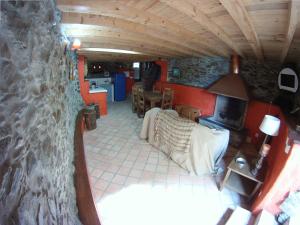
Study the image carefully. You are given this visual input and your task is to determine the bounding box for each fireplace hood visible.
[208,55,249,101]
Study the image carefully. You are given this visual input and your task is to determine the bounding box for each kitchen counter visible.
[89,87,108,94]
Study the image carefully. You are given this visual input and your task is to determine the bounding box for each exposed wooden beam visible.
[73,36,185,57]
[63,24,187,57]
[160,0,245,57]
[58,1,229,57]
[219,0,264,61]
[80,42,174,58]
[78,52,160,62]
[280,0,299,63]
[61,13,207,57]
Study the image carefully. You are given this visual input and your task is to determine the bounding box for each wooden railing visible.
[74,110,101,225]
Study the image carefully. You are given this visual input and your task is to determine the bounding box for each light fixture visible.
[72,38,81,50]
[80,48,141,55]
[251,115,281,176]
[259,115,281,137]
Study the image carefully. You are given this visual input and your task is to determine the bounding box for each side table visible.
[220,152,265,199]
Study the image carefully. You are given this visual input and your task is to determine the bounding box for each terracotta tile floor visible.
[83,100,247,225]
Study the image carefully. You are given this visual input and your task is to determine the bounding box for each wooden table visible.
[220,151,265,199]
[144,91,162,108]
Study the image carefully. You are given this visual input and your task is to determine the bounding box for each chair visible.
[161,88,174,109]
[137,87,150,118]
[152,85,161,94]
[131,83,142,113]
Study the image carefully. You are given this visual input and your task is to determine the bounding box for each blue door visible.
[114,73,126,101]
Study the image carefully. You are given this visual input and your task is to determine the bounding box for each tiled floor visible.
[83,100,246,225]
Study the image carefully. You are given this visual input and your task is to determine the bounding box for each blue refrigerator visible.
[114,73,126,101]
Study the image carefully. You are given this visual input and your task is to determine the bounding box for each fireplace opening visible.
[212,95,248,130]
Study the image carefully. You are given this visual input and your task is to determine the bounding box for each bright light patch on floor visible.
[96,183,238,225]
[79,48,142,54]
[84,100,245,225]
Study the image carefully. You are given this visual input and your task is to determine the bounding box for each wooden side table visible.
[220,152,265,199]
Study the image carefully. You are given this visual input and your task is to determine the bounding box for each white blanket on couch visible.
[140,108,229,175]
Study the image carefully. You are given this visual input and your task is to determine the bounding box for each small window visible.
[133,62,140,68]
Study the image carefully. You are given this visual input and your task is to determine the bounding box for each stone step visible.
[225,206,252,225]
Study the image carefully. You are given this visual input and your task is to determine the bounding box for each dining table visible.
[144,91,162,108]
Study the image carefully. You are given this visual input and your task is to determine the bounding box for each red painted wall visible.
[154,60,216,116]
[78,56,107,116]
[155,60,300,214]
[156,81,216,116]
[245,100,281,147]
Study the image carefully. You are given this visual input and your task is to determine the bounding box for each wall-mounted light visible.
[72,39,81,50]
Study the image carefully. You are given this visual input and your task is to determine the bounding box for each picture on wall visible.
[172,67,180,77]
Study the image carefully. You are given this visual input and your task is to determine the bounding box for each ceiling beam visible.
[280,0,299,63]
[80,42,175,58]
[160,0,245,57]
[78,52,160,62]
[58,1,229,57]
[61,13,207,57]
[62,24,190,57]
[219,0,264,61]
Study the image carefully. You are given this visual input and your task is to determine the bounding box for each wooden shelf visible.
[221,151,265,199]
[225,172,258,197]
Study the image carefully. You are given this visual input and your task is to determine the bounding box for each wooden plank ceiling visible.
[57,0,300,63]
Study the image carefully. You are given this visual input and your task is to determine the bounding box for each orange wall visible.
[156,81,216,116]
[155,60,300,214]
[154,60,216,116]
[245,101,281,147]
[78,56,107,116]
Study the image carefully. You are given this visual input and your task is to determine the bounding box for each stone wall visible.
[0,1,83,224]
[168,57,285,102]
[240,60,281,102]
[168,57,230,88]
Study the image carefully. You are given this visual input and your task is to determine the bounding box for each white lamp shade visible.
[259,115,281,136]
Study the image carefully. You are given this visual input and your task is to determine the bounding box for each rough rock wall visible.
[240,60,281,102]
[0,1,83,224]
[168,57,283,102]
[168,57,230,88]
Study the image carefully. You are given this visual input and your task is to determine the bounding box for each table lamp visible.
[251,115,281,176]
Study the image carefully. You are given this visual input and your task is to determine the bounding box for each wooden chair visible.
[131,83,142,112]
[161,88,174,109]
[152,85,161,94]
[137,87,150,118]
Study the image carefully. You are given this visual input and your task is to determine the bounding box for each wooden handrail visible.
[74,110,101,225]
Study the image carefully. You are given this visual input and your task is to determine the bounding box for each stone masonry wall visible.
[168,57,284,102]
[168,57,230,88]
[0,1,83,224]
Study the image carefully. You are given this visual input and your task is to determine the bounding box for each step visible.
[225,206,252,225]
